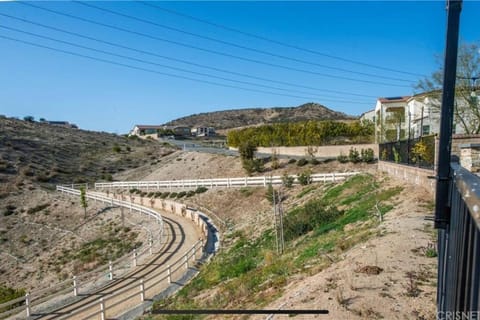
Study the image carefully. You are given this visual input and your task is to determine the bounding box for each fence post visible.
[99,298,105,320]
[184,254,189,269]
[109,261,113,280]
[140,279,145,302]
[263,176,267,187]
[73,276,78,296]
[167,265,171,284]
[25,293,30,317]
[149,238,153,255]
[332,173,336,182]
[191,245,196,262]
[133,249,137,267]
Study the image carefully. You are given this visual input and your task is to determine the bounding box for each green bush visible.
[169,192,178,198]
[337,153,348,163]
[297,158,308,167]
[112,144,121,153]
[288,158,297,164]
[186,190,195,197]
[160,192,170,199]
[360,148,375,163]
[265,184,280,204]
[177,191,187,198]
[195,186,208,194]
[348,148,361,163]
[309,158,320,165]
[283,199,341,241]
[27,203,50,215]
[281,174,294,188]
[297,170,312,185]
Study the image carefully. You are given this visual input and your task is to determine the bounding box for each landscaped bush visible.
[360,148,375,163]
[288,158,297,164]
[160,192,170,199]
[337,153,349,163]
[297,158,308,167]
[309,158,320,165]
[195,186,208,194]
[177,191,187,198]
[281,174,294,188]
[186,190,195,197]
[169,192,178,198]
[297,170,312,185]
[348,148,361,163]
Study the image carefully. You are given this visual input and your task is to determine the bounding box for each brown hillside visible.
[164,102,355,129]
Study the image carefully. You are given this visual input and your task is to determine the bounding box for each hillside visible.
[163,102,354,130]
[0,116,174,190]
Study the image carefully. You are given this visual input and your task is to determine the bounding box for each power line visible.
[16,1,412,88]
[0,13,377,99]
[138,0,427,78]
[0,33,373,105]
[0,24,372,104]
[75,1,412,83]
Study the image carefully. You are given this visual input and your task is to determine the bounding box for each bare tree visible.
[416,42,480,134]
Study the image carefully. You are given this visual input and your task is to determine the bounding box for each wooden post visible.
[109,261,113,280]
[167,265,171,284]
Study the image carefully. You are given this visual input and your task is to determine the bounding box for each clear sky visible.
[1,1,479,134]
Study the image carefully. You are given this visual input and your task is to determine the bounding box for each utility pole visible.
[434,0,463,230]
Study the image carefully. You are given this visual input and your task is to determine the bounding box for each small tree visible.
[281,173,294,188]
[23,115,35,122]
[265,184,279,204]
[298,170,312,185]
[80,186,88,219]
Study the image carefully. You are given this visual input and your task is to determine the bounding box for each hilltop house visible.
[374,93,477,143]
[191,126,216,137]
[130,125,164,137]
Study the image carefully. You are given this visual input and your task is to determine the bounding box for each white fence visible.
[94,172,360,190]
[0,186,164,319]
[1,186,219,320]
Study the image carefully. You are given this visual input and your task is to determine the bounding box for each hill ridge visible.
[164,102,355,129]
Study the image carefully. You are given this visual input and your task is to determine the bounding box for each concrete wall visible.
[253,144,378,158]
[452,134,480,158]
[377,161,435,196]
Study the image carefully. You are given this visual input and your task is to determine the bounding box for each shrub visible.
[160,192,170,199]
[186,190,195,197]
[297,158,308,167]
[288,158,297,164]
[265,184,280,204]
[297,170,312,185]
[281,174,294,188]
[113,144,122,153]
[177,191,187,198]
[195,186,208,194]
[242,158,264,175]
[2,205,16,216]
[310,158,320,165]
[283,199,341,241]
[169,192,178,198]
[348,148,361,163]
[337,153,349,163]
[27,203,50,215]
[360,148,375,163]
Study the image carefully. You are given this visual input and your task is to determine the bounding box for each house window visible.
[422,125,430,136]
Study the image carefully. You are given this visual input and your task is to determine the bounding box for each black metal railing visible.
[437,163,480,317]
[379,135,435,169]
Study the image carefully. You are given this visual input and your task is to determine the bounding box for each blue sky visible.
[0,1,479,133]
